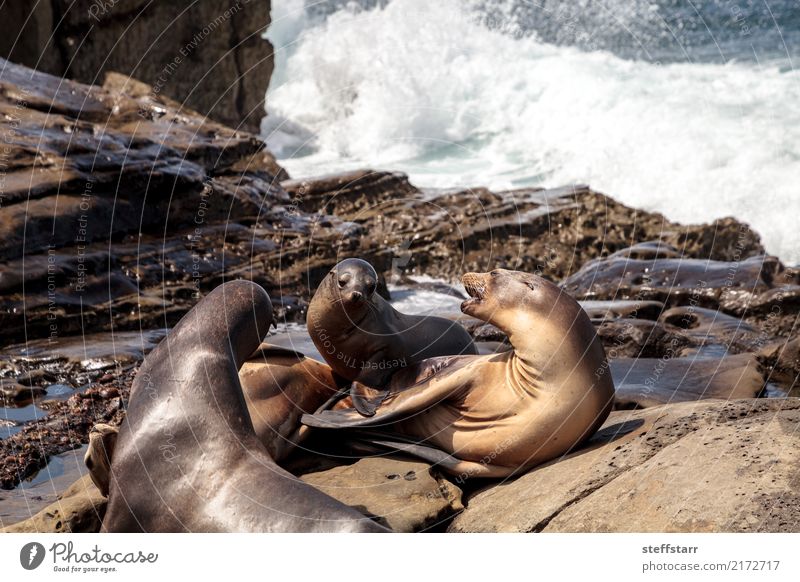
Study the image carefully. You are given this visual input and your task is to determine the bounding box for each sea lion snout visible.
[461,272,491,315]
[348,290,365,304]
[462,272,488,299]
[331,258,378,305]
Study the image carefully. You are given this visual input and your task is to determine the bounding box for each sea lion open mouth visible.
[461,272,487,312]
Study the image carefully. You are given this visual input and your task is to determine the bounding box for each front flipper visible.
[301,355,470,429]
[350,382,388,417]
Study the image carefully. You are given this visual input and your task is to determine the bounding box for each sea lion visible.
[239,345,347,462]
[84,424,117,497]
[307,258,478,391]
[85,347,343,475]
[303,269,616,480]
[102,280,386,532]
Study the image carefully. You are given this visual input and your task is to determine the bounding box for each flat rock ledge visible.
[2,474,106,533]
[6,399,798,533]
[5,457,462,533]
[450,398,800,533]
[300,457,463,532]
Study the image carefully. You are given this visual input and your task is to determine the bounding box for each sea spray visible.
[264,0,800,264]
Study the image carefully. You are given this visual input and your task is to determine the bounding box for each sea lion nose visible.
[349,291,364,303]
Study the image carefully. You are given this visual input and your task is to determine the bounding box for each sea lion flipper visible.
[350,382,388,417]
[302,365,464,428]
[313,385,352,414]
[301,408,367,428]
[355,434,516,479]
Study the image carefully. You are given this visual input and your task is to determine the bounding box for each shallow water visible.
[0,445,89,527]
[0,403,46,439]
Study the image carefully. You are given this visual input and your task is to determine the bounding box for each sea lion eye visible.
[490,270,499,277]
[365,279,377,295]
[338,274,351,288]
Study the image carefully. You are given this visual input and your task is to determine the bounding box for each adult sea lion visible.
[307,258,478,391]
[303,269,616,480]
[102,280,386,532]
[87,348,344,473]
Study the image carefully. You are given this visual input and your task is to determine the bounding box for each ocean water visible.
[263,0,800,265]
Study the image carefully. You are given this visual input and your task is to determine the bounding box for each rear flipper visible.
[348,430,517,481]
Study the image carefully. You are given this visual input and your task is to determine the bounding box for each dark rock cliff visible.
[0,0,273,131]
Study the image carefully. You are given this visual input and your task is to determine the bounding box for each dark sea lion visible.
[239,345,346,462]
[307,258,478,391]
[85,349,342,486]
[303,269,616,480]
[102,280,386,532]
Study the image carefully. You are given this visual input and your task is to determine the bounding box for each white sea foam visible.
[264,0,800,264]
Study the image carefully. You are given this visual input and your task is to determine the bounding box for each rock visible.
[580,300,666,322]
[283,176,767,287]
[0,59,782,344]
[610,354,765,408]
[0,0,273,132]
[300,457,463,532]
[13,369,56,387]
[562,248,778,307]
[0,58,295,341]
[449,398,800,532]
[741,284,800,338]
[1,474,106,533]
[759,337,800,396]
[0,381,46,405]
[2,330,166,368]
[598,318,692,360]
[659,306,767,354]
[561,243,798,338]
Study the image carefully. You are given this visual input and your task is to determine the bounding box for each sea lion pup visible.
[102,280,386,532]
[303,269,616,480]
[307,258,478,398]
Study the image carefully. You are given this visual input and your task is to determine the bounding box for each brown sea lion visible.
[303,269,616,480]
[239,345,346,462]
[102,280,386,532]
[307,258,478,399]
[84,424,118,497]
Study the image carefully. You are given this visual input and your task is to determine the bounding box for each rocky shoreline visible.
[1,59,798,532]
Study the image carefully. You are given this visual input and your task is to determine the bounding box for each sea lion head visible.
[84,423,118,497]
[328,258,379,309]
[461,268,564,334]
